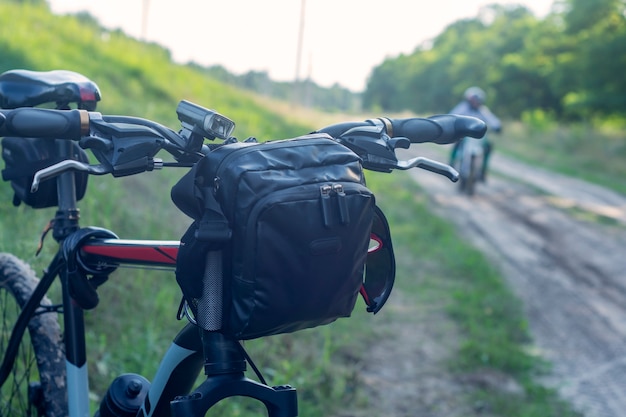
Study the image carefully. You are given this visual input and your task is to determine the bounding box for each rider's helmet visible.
[464,86,486,108]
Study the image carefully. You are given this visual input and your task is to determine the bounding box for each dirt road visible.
[393,145,626,417]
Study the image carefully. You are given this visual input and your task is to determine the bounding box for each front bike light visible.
[176,100,235,143]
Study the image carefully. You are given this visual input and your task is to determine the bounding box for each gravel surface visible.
[337,145,626,417]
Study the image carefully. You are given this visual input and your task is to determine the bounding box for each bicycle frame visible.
[79,238,179,268]
[2,232,383,417]
[1,235,208,417]
[73,238,186,411]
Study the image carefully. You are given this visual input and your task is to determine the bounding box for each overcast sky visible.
[48,0,555,91]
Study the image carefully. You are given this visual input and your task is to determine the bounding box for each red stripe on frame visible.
[82,244,179,265]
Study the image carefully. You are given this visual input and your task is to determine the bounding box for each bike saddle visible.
[0,69,101,110]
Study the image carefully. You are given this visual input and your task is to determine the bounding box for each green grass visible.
[496,118,626,195]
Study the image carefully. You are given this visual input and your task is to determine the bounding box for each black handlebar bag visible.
[172,134,395,340]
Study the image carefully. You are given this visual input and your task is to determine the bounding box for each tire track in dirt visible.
[399,146,626,417]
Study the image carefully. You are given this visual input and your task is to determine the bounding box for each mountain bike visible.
[0,69,486,417]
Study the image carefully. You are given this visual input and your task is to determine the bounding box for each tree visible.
[363,1,626,119]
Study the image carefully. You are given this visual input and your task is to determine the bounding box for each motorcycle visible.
[454,135,487,196]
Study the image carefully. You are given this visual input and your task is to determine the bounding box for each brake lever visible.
[338,128,411,173]
[335,134,458,184]
[338,130,458,181]
[396,156,459,182]
[31,160,111,192]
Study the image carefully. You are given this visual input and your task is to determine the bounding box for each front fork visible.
[139,323,204,417]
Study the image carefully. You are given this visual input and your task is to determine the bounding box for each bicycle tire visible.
[0,253,67,417]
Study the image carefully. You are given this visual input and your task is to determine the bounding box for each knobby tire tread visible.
[0,253,66,417]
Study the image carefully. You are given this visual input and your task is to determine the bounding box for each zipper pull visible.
[320,184,332,227]
[333,184,349,224]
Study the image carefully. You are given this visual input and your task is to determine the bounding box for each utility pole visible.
[293,0,306,105]
[141,0,151,40]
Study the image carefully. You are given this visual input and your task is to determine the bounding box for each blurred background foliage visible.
[364,0,626,121]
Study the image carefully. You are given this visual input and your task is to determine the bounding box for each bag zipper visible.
[212,137,337,189]
[212,137,349,215]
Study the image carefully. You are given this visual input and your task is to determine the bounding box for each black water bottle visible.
[95,373,150,417]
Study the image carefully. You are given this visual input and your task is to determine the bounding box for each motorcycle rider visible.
[449,86,501,181]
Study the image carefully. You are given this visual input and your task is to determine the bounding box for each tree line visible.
[197,64,362,113]
[30,0,626,120]
[363,0,626,120]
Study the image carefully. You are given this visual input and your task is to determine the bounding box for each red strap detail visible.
[368,233,383,253]
[359,285,372,306]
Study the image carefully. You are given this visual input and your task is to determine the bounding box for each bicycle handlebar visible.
[385,114,486,144]
[0,108,88,139]
[315,114,485,176]
[316,114,485,145]
[0,102,487,183]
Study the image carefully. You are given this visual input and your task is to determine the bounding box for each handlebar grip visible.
[0,108,89,139]
[386,115,486,144]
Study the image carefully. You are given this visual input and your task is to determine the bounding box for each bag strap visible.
[186,155,232,244]
[194,187,231,243]
[360,205,396,314]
